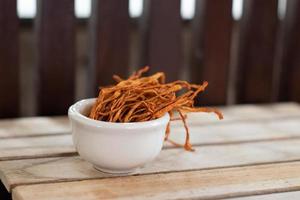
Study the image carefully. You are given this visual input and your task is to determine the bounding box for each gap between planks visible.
[11,161,300,200]
[2,139,300,191]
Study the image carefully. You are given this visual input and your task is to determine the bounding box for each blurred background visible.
[0,0,299,118]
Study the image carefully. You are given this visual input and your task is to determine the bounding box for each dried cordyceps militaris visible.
[89,66,223,151]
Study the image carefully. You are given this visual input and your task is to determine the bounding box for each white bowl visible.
[68,98,170,174]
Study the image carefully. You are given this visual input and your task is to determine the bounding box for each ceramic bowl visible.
[68,98,169,174]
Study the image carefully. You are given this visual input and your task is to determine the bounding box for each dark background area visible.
[0,0,299,118]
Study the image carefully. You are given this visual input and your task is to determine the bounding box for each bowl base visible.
[93,165,137,175]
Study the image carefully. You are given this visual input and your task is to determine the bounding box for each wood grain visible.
[140,0,182,81]
[0,0,19,118]
[0,135,75,161]
[167,103,300,128]
[0,103,298,139]
[12,161,300,200]
[0,116,69,138]
[35,0,75,115]
[235,0,278,103]
[183,102,300,126]
[169,117,300,146]
[2,139,300,191]
[191,0,233,105]
[231,191,300,199]
[220,102,300,122]
[1,116,300,161]
[0,103,299,198]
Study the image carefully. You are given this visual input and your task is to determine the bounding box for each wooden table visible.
[1,103,300,200]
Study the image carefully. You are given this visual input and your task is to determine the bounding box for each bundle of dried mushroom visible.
[89,66,223,151]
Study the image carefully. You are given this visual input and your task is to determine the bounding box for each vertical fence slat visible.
[35,0,75,115]
[236,0,278,103]
[278,0,300,102]
[191,0,233,105]
[0,0,19,118]
[90,0,130,91]
[140,0,182,81]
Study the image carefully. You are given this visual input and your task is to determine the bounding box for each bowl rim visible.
[68,98,170,129]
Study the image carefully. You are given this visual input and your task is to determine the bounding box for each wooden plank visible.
[231,191,300,199]
[191,0,233,105]
[0,0,19,118]
[169,117,300,146]
[0,103,298,139]
[236,0,278,103]
[2,139,300,191]
[140,0,182,81]
[35,0,75,115]
[0,116,69,139]
[278,0,300,102]
[1,117,300,161]
[89,0,130,91]
[225,102,300,119]
[1,116,300,161]
[184,102,300,125]
[0,135,74,161]
[12,161,300,200]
